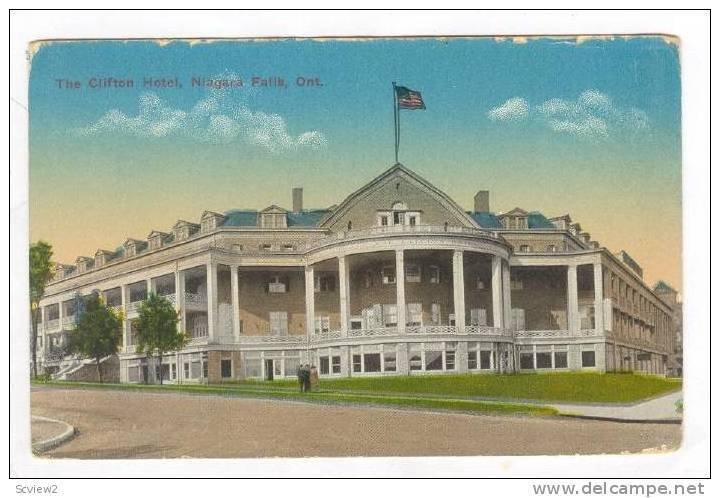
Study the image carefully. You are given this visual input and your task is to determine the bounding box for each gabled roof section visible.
[318,163,480,228]
[201,210,225,220]
[498,207,528,217]
[173,219,200,229]
[260,205,288,214]
[147,230,170,238]
[124,238,144,247]
[95,249,115,257]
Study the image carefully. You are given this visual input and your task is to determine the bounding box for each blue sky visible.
[28,37,683,288]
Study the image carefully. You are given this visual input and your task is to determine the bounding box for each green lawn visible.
[31,380,556,417]
[239,372,682,404]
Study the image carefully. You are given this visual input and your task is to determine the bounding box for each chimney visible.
[474,190,489,213]
[292,187,303,213]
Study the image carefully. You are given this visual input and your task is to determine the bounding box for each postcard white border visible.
[8,8,711,486]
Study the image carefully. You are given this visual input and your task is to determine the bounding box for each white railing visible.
[191,324,208,338]
[406,325,457,335]
[348,327,398,338]
[237,335,306,345]
[306,224,500,251]
[184,292,207,306]
[514,329,604,339]
[311,330,343,342]
[45,319,60,331]
[126,301,142,313]
[159,293,176,305]
[62,315,75,326]
[465,325,510,337]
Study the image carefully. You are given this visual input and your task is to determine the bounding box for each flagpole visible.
[392,82,399,164]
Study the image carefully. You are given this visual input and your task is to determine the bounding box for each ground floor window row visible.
[126,352,210,383]
[517,344,597,370]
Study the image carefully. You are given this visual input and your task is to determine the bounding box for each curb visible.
[558,413,682,424]
[31,415,77,454]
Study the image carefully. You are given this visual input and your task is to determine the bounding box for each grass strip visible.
[32,380,557,417]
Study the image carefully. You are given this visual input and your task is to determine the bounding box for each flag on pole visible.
[395,85,426,110]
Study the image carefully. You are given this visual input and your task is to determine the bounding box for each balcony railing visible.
[45,319,60,331]
[184,292,207,306]
[62,315,76,326]
[237,334,307,345]
[465,325,512,337]
[348,327,398,338]
[159,293,176,305]
[306,224,500,251]
[514,328,604,339]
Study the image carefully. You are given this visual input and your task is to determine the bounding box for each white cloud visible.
[73,87,327,153]
[487,89,650,140]
[487,97,529,122]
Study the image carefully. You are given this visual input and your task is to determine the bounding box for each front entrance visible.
[264,359,274,381]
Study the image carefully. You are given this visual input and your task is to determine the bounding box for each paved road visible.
[31,388,681,459]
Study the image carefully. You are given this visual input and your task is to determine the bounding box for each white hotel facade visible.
[36,164,676,383]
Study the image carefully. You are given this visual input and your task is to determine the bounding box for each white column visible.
[395,250,406,333]
[147,278,153,295]
[594,262,605,334]
[338,256,350,337]
[305,266,315,336]
[452,250,465,333]
[567,264,579,334]
[230,265,241,341]
[120,284,128,350]
[206,261,218,341]
[175,271,186,333]
[502,262,512,331]
[491,255,503,329]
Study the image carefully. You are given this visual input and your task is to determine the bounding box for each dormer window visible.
[173,221,199,242]
[148,231,168,250]
[95,250,114,268]
[260,206,288,229]
[76,257,92,273]
[200,211,225,233]
[377,201,420,227]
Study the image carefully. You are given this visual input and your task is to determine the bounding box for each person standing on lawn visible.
[297,364,305,392]
[310,365,319,391]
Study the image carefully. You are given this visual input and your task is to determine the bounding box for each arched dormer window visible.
[377,201,420,227]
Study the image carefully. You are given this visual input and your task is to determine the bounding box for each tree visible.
[69,293,123,382]
[29,241,54,379]
[133,292,187,385]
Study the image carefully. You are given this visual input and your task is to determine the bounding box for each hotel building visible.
[36,164,676,383]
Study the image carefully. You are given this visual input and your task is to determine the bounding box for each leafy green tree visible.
[29,241,54,379]
[69,293,123,382]
[133,292,188,385]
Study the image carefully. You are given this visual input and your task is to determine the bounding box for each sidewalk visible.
[550,390,682,423]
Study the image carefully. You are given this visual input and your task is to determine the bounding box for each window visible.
[352,354,362,373]
[431,303,441,325]
[202,354,208,379]
[269,311,289,336]
[315,275,336,292]
[468,351,478,370]
[519,244,530,252]
[445,351,456,370]
[409,216,416,227]
[221,359,232,378]
[510,279,523,290]
[260,243,273,251]
[363,353,381,373]
[520,352,534,369]
[314,316,330,333]
[380,215,388,226]
[170,363,177,380]
[475,277,485,290]
[554,351,568,368]
[405,264,421,283]
[547,244,557,252]
[406,303,422,326]
[582,350,596,368]
[448,314,456,326]
[536,352,552,369]
[267,276,287,293]
[393,211,404,225]
[409,346,422,371]
[428,265,440,284]
[470,308,487,326]
[480,350,493,370]
[425,350,443,371]
[383,305,398,327]
[381,267,396,284]
[383,347,397,372]
[128,366,140,382]
[282,244,295,251]
[320,356,330,375]
[183,362,190,379]
[331,356,341,374]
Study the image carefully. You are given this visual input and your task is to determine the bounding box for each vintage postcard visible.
[23,32,689,469]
